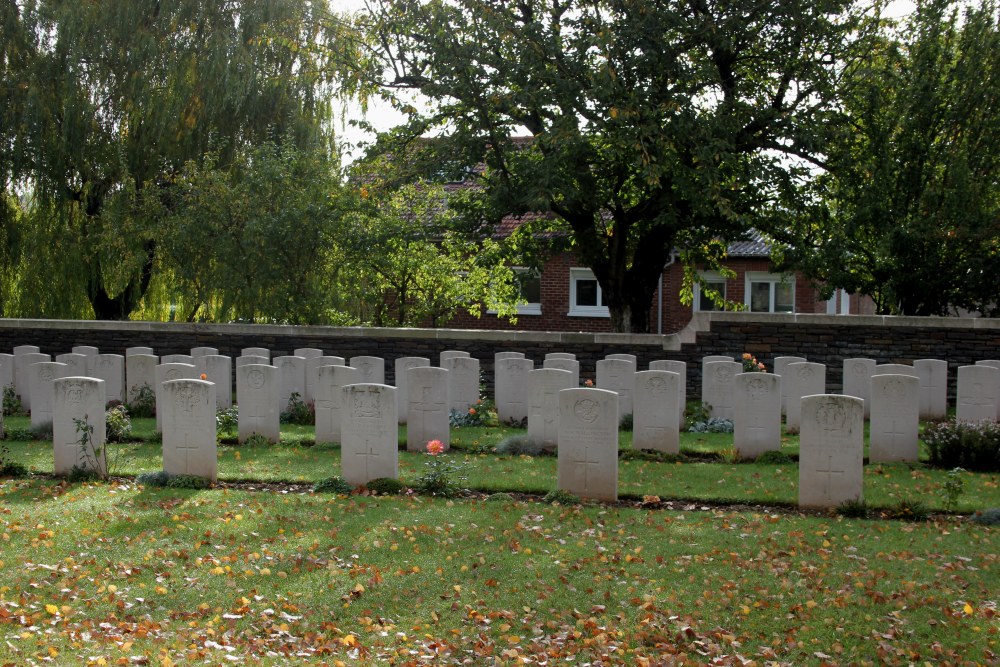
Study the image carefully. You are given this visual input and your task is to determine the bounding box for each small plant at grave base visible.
[279,392,314,425]
[127,384,156,418]
[3,385,23,416]
[719,445,740,464]
[449,399,496,427]
[486,492,516,503]
[505,416,528,428]
[755,450,794,465]
[313,476,353,494]
[3,426,34,441]
[0,444,28,478]
[105,404,132,443]
[495,434,548,457]
[836,498,869,519]
[942,467,966,512]
[688,417,734,433]
[31,423,53,440]
[135,471,210,489]
[70,415,106,481]
[619,413,633,432]
[618,448,682,463]
[972,508,1000,526]
[923,419,1000,472]
[684,402,711,429]
[216,406,239,440]
[136,470,171,487]
[886,497,929,522]
[365,477,406,495]
[741,353,767,373]
[242,433,272,447]
[543,488,581,505]
[415,439,466,498]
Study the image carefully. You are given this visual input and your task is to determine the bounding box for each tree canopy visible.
[355,0,865,332]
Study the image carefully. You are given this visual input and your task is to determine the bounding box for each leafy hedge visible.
[923,420,1000,472]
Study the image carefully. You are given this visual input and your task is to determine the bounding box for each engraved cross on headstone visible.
[572,446,603,492]
[176,429,200,474]
[815,454,845,498]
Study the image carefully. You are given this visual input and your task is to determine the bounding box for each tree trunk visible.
[87,239,157,320]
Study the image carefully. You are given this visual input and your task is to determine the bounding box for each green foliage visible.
[924,420,1000,472]
[942,468,966,512]
[136,471,210,489]
[542,489,581,505]
[312,476,353,494]
[972,508,1000,526]
[619,413,633,432]
[242,433,272,448]
[216,407,239,439]
[126,385,156,419]
[136,471,172,488]
[3,427,35,442]
[755,450,794,465]
[886,497,930,522]
[279,393,314,425]
[485,492,516,503]
[688,418,735,434]
[741,353,766,373]
[618,448,682,463]
[2,386,23,416]
[105,405,133,444]
[72,416,105,480]
[415,452,466,498]
[0,444,28,478]
[836,498,870,519]
[449,400,496,428]
[495,435,548,457]
[365,477,406,495]
[685,403,712,429]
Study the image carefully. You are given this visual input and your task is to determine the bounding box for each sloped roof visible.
[727,229,772,257]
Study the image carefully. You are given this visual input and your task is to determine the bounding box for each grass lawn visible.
[1,412,998,665]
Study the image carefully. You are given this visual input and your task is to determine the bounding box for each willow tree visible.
[354,0,866,332]
[0,0,342,319]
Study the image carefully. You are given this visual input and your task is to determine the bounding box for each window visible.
[693,272,727,312]
[745,272,795,313]
[487,267,541,315]
[568,268,609,317]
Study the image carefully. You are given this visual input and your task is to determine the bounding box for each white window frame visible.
[693,271,727,312]
[744,272,796,313]
[568,268,610,317]
[488,267,542,315]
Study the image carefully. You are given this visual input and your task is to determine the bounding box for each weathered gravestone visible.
[914,359,948,420]
[125,347,154,357]
[956,365,1000,423]
[606,353,637,364]
[190,347,219,358]
[874,363,917,378]
[439,350,470,366]
[557,388,619,501]
[0,354,14,396]
[444,356,480,413]
[161,354,195,365]
[241,347,271,361]
[650,360,687,419]
[772,356,806,416]
[842,358,876,419]
[16,351,50,411]
[237,364,281,444]
[155,363,199,432]
[528,368,575,451]
[597,358,636,420]
[543,357,580,387]
[53,377,106,477]
[93,354,125,404]
[633,370,680,454]
[236,355,269,368]
[799,395,864,509]
[294,348,323,360]
[495,352,525,361]
[870,374,920,462]
[197,355,233,409]
[785,362,826,433]
[975,361,1000,419]
[71,345,99,358]
[56,353,90,377]
[273,356,306,411]
[406,366,450,451]
[734,372,782,459]
[161,379,217,482]
[544,353,576,361]
[350,356,386,385]
[305,356,345,405]
[315,365,361,445]
[496,357,534,424]
[341,384,398,485]
[701,360,741,421]
[394,357,430,424]
[30,361,68,431]
[126,354,158,404]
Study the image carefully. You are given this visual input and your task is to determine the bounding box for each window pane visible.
[576,279,599,306]
[519,273,541,304]
[775,281,794,312]
[750,281,772,312]
[698,280,725,311]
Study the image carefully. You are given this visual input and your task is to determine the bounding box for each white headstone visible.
[956,365,1000,423]
[495,357,534,424]
[16,352,50,411]
[161,379,217,481]
[772,356,806,416]
[56,353,90,377]
[444,356,480,413]
[237,364,281,443]
[273,356,307,411]
[13,345,40,356]
[29,361,68,431]
[874,363,917,378]
[543,357,580,386]
[125,347,154,357]
[349,356,386,385]
[406,366,450,451]
[440,350,470,366]
[241,347,270,361]
[842,358,876,419]
[341,384,398,485]
[633,370,681,454]
[71,345,99,358]
[294,348,324,360]
[606,353,637,364]
[976,361,1000,419]
[799,395,864,509]
[394,357,430,424]
[734,372,782,459]
[236,355,269,368]
[495,351,525,361]
[0,354,14,397]
[597,358,636,420]
[154,362,199,431]
[52,377,106,477]
[93,354,125,404]
[190,347,219,358]
[314,365,361,444]
[528,368,575,451]
[870,374,920,462]
[701,360,741,421]
[914,359,948,420]
[126,354,158,404]
[198,355,233,409]
[305,356,345,405]
[557,388,619,501]
[161,354,195,365]
[650,360,687,419]
[785,362,826,432]
[544,352,576,361]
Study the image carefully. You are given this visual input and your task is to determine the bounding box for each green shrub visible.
[923,420,1000,472]
[619,413,633,432]
[3,385,23,416]
[0,444,27,478]
[942,467,966,512]
[242,433,272,447]
[415,453,466,498]
[886,497,929,522]
[366,477,406,495]
[31,423,53,441]
[216,406,239,439]
[836,498,869,518]
[136,471,171,487]
[280,392,314,425]
[313,476,353,494]
[105,404,133,443]
[755,450,794,465]
[495,434,548,457]
[3,427,34,442]
[971,508,1000,526]
[449,399,496,427]
[618,448,682,463]
[127,384,156,418]
[542,489,581,505]
[486,492,516,503]
[136,471,210,489]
